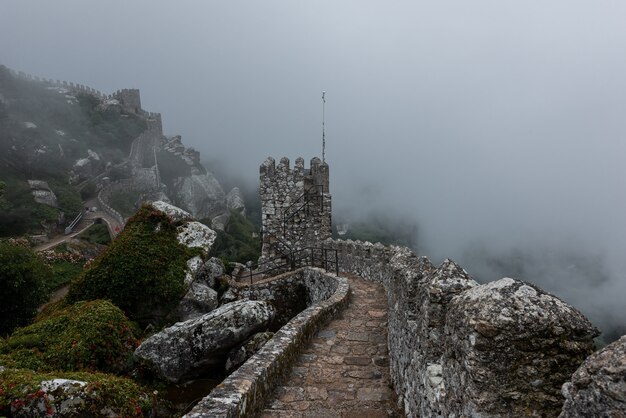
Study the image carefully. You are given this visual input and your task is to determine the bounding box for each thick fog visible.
[2,1,625,338]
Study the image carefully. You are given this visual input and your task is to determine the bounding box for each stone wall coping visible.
[185,267,350,418]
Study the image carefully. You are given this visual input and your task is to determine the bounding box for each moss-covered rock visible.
[66,205,197,326]
[0,300,137,374]
[0,368,154,417]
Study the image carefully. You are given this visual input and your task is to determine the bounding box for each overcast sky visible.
[2,1,625,335]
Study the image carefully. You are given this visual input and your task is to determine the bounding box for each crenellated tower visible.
[259,156,331,261]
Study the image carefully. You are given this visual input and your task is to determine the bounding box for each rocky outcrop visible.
[176,221,216,252]
[173,172,226,221]
[28,180,58,207]
[72,149,102,181]
[442,278,598,417]
[175,281,219,322]
[560,335,626,417]
[135,299,275,383]
[151,200,192,222]
[226,187,246,214]
[196,257,225,288]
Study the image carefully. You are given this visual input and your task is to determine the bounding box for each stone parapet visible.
[323,238,600,417]
[185,268,350,418]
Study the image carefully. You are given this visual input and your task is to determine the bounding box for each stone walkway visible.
[259,275,402,418]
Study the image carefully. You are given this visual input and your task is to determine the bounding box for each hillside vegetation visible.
[0,66,145,236]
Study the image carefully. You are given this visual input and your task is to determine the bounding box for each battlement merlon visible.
[260,156,330,192]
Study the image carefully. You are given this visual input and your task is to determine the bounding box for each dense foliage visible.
[0,241,50,336]
[67,205,194,326]
[0,369,154,417]
[208,210,261,264]
[1,300,137,374]
[77,222,111,245]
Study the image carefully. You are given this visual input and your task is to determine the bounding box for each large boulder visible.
[151,200,192,222]
[560,335,626,417]
[442,278,599,418]
[174,281,219,322]
[226,187,246,214]
[196,257,225,288]
[28,180,58,207]
[135,299,275,383]
[177,221,216,252]
[173,172,226,220]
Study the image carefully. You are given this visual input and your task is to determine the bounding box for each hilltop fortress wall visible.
[324,238,599,417]
[256,156,605,416]
[6,67,163,134]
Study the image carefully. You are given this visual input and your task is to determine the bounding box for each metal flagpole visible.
[322,91,326,163]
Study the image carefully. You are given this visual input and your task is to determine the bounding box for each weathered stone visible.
[226,187,246,214]
[560,335,626,417]
[210,212,230,231]
[176,221,216,252]
[28,180,58,207]
[151,200,192,222]
[442,277,599,418]
[173,172,226,220]
[183,255,204,286]
[225,331,274,373]
[196,257,225,288]
[259,156,331,263]
[175,281,219,321]
[135,299,275,382]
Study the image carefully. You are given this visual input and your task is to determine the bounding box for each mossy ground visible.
[67,205,197,327]
[0,368,155,417]
[0,300,138,374]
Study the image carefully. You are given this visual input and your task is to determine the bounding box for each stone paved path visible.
[259,274,402,418]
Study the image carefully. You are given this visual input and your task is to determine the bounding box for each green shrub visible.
[0,241,50,336]
[77,222,111,245]
[0,368,154,417]
[67,205,193,326]
[1,300,137,374]
[208,210,261,264]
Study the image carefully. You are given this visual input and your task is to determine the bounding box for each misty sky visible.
[2,1,625,334]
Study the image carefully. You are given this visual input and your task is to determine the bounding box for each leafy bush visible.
[0,368,154,417]
[1,300,137,374]
[77,222,111,245]
[208,210,261,264]
[67,205,193,326]
[0,241,50,336]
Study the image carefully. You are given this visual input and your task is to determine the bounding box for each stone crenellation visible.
[5,66,163,133]
[259,156,331,261]
[323,238,600,418]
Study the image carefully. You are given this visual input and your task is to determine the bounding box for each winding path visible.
[259,275,402,417]
[33,197,121,252]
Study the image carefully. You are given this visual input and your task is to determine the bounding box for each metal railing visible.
[64,210,85,235]
[283,184,324,231]
[243,245,339,284]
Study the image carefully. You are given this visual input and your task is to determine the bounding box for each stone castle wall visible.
[6,66,163,134]
[111,88,141,113]
[259,156,331,260]
[323,238,599,418]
